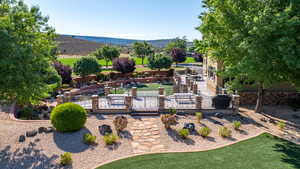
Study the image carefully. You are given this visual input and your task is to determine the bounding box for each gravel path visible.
[1,108,293,169]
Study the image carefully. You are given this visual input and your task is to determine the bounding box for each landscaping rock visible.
[18,135,26,142]
[38,127,47,133]
[45,127,54,133]
[260,117,268,122]
[269,118,276,124]
[215,112,224,119]
[26,130,37,137]
[183,123,195,132]
[99,125,112,135]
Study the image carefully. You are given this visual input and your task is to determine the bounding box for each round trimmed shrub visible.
[50,103,87,132]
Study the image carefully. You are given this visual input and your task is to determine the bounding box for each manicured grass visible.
[137,83,174,96]
[97,133,300,169]
[58,56,197,67]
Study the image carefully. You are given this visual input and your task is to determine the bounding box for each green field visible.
[97,133,300,169]
[58,57,196,67]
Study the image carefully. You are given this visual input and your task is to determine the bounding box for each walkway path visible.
[130,117,165,154]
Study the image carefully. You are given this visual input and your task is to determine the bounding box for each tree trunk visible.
[106,60,108,68]
[255,85,264,113]
[142,57,144,65]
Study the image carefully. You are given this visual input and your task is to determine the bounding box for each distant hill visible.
[65,34,193,48]
[55,34,193,56]
[55,35,104,56]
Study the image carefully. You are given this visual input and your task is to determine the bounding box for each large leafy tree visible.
[112,57,136,74]
[165,37,187,54]
[148,54,173,71]
[94,45,120,68]
[0,0,61,105]
[132,41,154,65]
[53,61,72,84]
[171,48,187,65]
[198,0,300,112]
[73,56,101,78]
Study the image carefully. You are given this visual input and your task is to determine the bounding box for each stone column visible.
[158,95,165,111]
[91,95,99,112]
[182,84,188,93]
[131,87,137,97]
[232,95,240,113]
[173,85,180,93]
[158,87,164,95]
[56,95,64,105]
[125,96,133,111]
[186,78,191,87]
[104,87,111,96]
[192,83,198,94]
[176,76,181,85]
[64,92,71,102]
[195,95,202,110]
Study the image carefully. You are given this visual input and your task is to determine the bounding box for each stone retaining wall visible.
[70,77,174,96]
[239,91,299,105]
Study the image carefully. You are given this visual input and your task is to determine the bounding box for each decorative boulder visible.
[215,112,224,119]
[26,130,37,137]
[212,95,232,109]
[183,123,195,132]
[19,135,26,142]
[38,127,47,133]
[99,125,112,136]
[45,127,54,133]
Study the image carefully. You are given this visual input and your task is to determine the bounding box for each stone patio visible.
[130,117,165,153]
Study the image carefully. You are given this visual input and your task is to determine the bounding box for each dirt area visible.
[0,106,299,169]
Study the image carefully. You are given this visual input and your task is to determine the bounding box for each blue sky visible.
[24,0,204,41]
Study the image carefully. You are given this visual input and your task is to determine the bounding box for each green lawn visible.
[97,133,300,169]
[137,83,174,95]
[58,57,196,67]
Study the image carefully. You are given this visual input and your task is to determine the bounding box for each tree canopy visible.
[93,45,120,68]
[112,57,136,74]
[165,37,187,54]
[0,0,61,105]
[198,0,300,112]
[132,41,154,65]
[171,48,187,65]
[148,54,173,71]
[73,56,101,78]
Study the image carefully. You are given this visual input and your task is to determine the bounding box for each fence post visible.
[186,78,191,89]
[173,85,180,93]
[182,84,188,93]
[158,95,165,111]
[195,95,202,110]
[192,83,198,94]
[176,76,181,85]
[232,95,240,113]
[125,96,133,112]
[131,87,137,97]
[158,87,164,95]
[105,87,111,96]
[64,92,71,102]
[91,95,99,112]
[56,95,64,105]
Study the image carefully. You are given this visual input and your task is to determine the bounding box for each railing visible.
[165,95,196,109]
